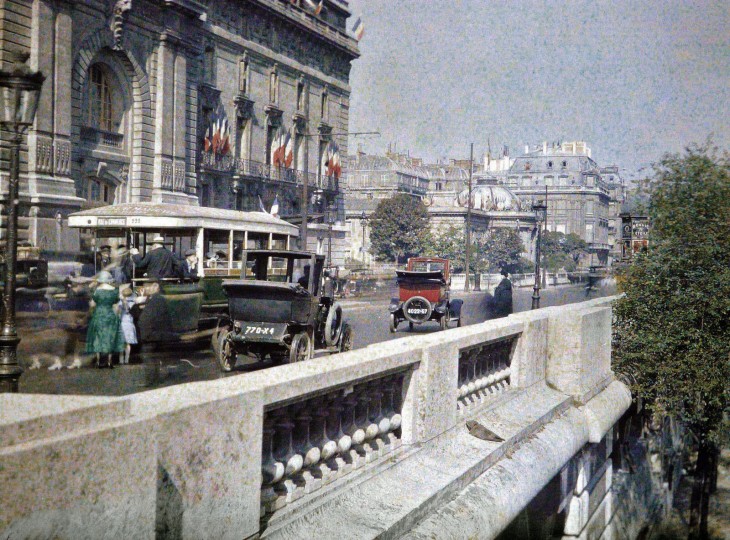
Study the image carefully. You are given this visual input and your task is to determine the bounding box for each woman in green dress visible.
[86,270,125,368]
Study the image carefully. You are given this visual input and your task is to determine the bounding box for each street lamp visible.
[360,210,368,265]
[531,200,547,310]
[0,53,44,392]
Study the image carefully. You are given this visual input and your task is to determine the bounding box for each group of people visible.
[85,235,199,368]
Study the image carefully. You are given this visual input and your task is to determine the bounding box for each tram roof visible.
[68,203,299,236]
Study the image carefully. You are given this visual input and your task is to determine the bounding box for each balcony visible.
[200,153,338,193]
[80,126,124,149]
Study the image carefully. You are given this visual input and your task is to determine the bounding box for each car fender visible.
[449,298,464,317]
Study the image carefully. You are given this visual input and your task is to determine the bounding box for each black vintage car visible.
[213,249,353,371]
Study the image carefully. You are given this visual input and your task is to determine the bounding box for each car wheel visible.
[389,313,398,333]
[402,295,433,324]
[216,330,236,372]
[339,322,353,352]
[325,303,344,347]
[290,332,311,363]
[212,321,230,358]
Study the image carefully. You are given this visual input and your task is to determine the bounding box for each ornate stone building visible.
[0,0,358,255]
[504,141,612,266]
[343,151,536,265]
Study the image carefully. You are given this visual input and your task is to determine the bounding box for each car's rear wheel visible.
[216,330,236,372]
[389,313,398,333]
[402,296,433,324]
[325,303,344,347]
[339,323,353,352]
[290,332,311,363]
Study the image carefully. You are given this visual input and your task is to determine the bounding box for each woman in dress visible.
[118,286,138,364]
[85,270,124,368]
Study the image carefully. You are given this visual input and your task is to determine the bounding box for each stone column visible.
[153,36,174,201]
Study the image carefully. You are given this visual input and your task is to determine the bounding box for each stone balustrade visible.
[0,296,629,540]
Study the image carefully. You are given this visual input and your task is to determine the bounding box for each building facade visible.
[0,0,358,259]
[343,151,536,265]
[504,141,612,266]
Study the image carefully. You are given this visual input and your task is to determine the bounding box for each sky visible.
[343,0,730,178]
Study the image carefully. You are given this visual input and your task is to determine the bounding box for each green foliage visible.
[481,229,526,273]
[424,227,525,274]
[613,143,730,446]
[541,231,587,272]
[369,194,431,263]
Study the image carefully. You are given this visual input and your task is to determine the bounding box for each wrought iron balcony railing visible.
[200,152,339,192]
[80,126,124,149]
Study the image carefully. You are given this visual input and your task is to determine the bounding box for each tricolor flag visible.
[284,131,294,168]
[204,104,231,156]
[258,195,268,214]
[321,142,342,180]
[271,127,289,167]
[352,16,364,41]
[304,0,323,15]
[270,195,280,218]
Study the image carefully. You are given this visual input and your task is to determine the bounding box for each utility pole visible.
[542,183,548,289]
[464,143,473,292]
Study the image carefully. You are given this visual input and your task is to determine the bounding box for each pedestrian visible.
[85,270,125,368]
[181,248,199,279]
[109,244,133,285]
[118,286,138,364]
[130,235,181,279]
[492,268,513,318]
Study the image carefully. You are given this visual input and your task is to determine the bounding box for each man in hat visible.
[491,268,513,318]
[130,235,180,279]
[182,248,199,279]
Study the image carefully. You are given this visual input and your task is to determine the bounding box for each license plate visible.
[243,324,277,336]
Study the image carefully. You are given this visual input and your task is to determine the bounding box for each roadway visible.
[17,281,616,396]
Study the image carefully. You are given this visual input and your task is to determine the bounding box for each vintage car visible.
[389,257,463,332]
[213,249,353,371]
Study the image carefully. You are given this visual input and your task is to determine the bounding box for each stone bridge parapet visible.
[0,296,630,539]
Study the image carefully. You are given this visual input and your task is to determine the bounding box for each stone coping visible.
[260,380,629,539]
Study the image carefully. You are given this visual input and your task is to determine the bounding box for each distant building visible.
[0,0,359,259]
[343,151,536,264]
[504,141,612,266]
[602,166,626,265]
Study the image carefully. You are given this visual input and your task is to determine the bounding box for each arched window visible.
[88,65,113,131]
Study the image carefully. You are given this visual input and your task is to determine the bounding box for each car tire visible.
[325,303,344,347]
[216,330,236,372]
[290,332,311,363]
[402,295,433,324]
[339,322,353,352]
[389,313,398,333]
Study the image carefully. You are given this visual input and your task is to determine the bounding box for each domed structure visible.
[455,183,522,211]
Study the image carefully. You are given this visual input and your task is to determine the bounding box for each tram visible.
[66,203,299,344]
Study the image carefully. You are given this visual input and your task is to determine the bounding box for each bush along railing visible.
[457,336,517,413]
[261,370,408,515]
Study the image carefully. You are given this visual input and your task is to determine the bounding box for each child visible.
[118,286,138,364]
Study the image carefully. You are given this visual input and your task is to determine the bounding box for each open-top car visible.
[213,249,353,371]
[389,257,463,332]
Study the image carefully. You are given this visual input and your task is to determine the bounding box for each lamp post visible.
[531,200,547,310]
[325,202,336,269]
[0,53,44,392]
[464,142,473,292]
[360,210,368,265]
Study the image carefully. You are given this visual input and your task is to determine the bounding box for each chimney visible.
[525,144,529,154]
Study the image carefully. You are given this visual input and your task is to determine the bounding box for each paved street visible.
[17,281,616,396]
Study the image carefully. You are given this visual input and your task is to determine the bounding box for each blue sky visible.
[344,0,729,177]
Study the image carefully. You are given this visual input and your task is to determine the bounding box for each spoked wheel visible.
[216,330,237,372]
[339,322,353,352]
[289,332,311,363]
[389,313,398,333]
[212,322,230,358]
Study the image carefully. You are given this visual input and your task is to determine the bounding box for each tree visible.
[612,143,730,539]
[424,225,467,270]
[369,194,431,263]
[481,229,525,273]
[540,231,587,272]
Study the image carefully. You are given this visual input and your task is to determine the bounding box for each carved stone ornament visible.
[111,0,132,51]
[234,94,255,120]
[198,83,221,109]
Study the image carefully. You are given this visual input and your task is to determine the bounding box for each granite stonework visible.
[1,297,634,539]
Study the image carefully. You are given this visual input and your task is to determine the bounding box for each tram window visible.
[247,232,268,249]
[271,234,287,250]
[270,257,287,282]
[232,232,245,269]
[204,230,229,268]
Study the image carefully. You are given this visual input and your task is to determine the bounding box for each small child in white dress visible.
[118,287,138,364]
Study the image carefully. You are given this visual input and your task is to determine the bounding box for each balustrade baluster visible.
[272,406,305,506]
[293,406,322,494]
[261,415,285,513]
[309,397,337,485]
[326,396,352,476]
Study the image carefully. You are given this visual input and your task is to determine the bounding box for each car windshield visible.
[411,261,445,273]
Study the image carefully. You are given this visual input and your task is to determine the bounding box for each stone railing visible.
[79,126,124,148]
[1,296,630,540]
